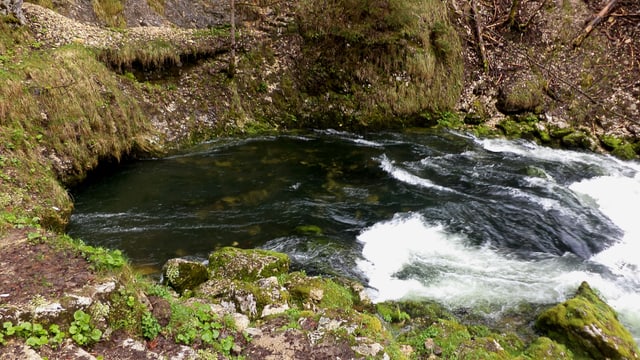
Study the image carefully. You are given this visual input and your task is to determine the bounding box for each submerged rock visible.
[536,281,639,360]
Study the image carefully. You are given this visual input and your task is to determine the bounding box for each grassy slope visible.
[0,20,153,231]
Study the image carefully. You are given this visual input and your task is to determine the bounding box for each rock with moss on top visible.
[208,247,290,282]
[161,258,209,294]
[535,281,639,360]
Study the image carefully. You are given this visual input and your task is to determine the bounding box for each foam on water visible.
[356,212,640,340]
[359,140,640,340]
[377,154,458,193]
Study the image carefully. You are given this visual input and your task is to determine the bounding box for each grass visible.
[92,0,126,28]
[277,0,463,129]
[0,20,154,231]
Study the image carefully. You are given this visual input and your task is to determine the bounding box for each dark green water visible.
[68,129,640,338]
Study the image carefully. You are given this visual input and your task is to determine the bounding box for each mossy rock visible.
[208,247,290,282]
[496,76,546,115]
[521,337,574,360]
[161,258,209,294]
[550,127,575,139]
[561,131,594,150]
[497,118,537,139]
[288,276,355,310]
[535,281,639,360]
[195,277,290,319]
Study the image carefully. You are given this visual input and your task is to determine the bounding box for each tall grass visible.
[92,0,126,27]
[289,0,463,128]
[0,21,154,231]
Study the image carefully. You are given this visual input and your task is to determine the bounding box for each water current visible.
[68,129,640,340]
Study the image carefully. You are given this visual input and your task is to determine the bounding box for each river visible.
[68,129,640,340]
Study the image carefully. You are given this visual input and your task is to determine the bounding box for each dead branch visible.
[573,0,618,48]
[470,0,489,72]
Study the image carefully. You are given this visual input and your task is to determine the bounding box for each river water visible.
[68,129,640,340]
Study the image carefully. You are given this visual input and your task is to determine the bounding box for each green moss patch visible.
[536,281,639,359]
[208,247,290,282]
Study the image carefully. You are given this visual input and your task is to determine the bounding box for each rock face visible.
[0,0,25,24]
[536,281,639,360]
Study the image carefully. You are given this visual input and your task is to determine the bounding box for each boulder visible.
[0,0,25,24]
[208,247,289,282]
[536,281,639,360]
[161,258,209,294]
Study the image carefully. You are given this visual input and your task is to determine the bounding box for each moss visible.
[208,247,290,282]
[376,302,410,323]
[536,281,639,360]
[289,277,355,310]
[521,337,574,359]
[295,225,323,236]
[561,131,593,150]
[600,135,637,160]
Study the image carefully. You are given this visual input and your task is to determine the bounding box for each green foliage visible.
[141,312,162,340]
[76,242,126,271]
[169,303,236,354]
[69,310,102,346]
[376,302,410,323]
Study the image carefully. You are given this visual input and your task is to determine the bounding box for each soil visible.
[0,229,95,308]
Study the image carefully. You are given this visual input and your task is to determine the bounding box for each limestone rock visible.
[162,258,209,294]
[208,247,290,282]
[0,0,26,24]
[536,281,639,360]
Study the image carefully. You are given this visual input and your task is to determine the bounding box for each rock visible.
[161,258,209,294]
[523,337,573,359]
[261,303,289,318]
[536,281,639,360]
[231,312,250,332]
[352,342,384,357]
[148,296,172,327]
[496,75,546,114]
[561,130,595,151]
[208,247,290,282]
[0,0,26,24]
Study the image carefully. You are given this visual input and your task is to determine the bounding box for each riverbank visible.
[1,0,639,358]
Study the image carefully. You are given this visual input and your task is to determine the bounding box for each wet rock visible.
[161,258,209,294]
[536,281,639,360]
[561,131,595,150]
[208,247,290,282]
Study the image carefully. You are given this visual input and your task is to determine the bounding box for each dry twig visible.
[573,0,618,48]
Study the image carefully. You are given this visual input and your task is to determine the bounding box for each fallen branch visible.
[470,0,489,72]
[573,0,618,48]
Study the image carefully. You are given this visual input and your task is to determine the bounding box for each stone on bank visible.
[535,281,639,359]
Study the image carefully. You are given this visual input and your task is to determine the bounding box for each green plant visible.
[141,312,161,340]
[1,321,64,349]
[77,242,126,271]
[69,310,102,346]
